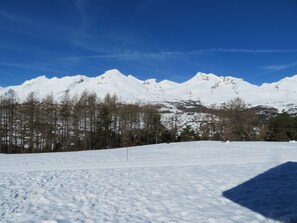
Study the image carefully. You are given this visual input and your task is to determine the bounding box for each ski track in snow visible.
[0,171,60,222]
[0,141,297,222]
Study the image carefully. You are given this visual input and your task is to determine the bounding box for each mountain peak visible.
[101,69,126,78]
[279,74,297,82]
[31,75,48,81]
[184,72,220,84]
[191,72,219,81]
[260,73,297,92]
[22,75,48,86]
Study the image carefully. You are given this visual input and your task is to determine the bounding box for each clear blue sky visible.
[1,0,297,86]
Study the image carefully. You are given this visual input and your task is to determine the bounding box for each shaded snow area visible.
[1,141,297,222]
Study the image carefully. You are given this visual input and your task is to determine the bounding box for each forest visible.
[0,92,296,153]
[191,98,297,142]
[0,91,167,153]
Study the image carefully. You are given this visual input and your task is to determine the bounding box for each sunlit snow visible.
[1,141,297,222]
[1,69,297,111]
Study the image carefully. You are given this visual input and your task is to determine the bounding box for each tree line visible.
[0,91,170,153]
[1,94,296,153]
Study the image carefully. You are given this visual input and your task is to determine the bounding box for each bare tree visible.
[220,97,256,141]
[59,91,72,151]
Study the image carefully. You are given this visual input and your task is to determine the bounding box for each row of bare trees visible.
[1,93,292,153]
[0,91,165,153]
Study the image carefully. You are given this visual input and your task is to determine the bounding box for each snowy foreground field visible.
[1,141,297,223]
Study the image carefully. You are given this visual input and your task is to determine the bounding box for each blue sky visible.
[0,0,297,86]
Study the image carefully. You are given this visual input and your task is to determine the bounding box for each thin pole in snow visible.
[126,147,129,162]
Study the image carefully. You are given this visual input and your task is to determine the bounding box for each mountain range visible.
[1,69,297,111]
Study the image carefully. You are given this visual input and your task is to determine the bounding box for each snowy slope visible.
[260,75,297,108]
[162,72,265,105]
[1,69,297,110]
[0,70,173,103]
[1,141,297,222]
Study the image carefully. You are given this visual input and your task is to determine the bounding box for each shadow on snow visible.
[223,162,297,222]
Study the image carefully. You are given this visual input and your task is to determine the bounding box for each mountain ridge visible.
[1,69,297,111]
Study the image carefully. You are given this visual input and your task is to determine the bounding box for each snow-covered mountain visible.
[1,69,297,111]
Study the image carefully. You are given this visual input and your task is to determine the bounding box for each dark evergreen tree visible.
[179,125,199,141]
[268,112,297,141]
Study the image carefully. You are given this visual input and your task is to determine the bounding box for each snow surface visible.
[1,141,297,222]
[1,69,297,111]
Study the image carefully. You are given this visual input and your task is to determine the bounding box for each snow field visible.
[1,141,297,222]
